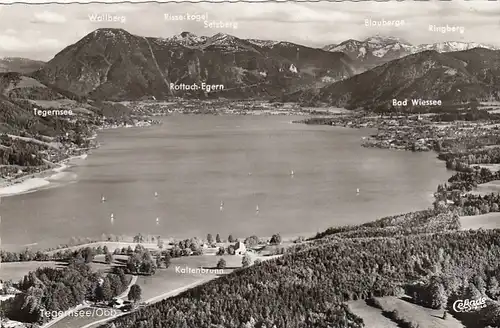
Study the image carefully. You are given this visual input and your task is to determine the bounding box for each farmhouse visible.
[108,297,130,309]
[234,241,246,255]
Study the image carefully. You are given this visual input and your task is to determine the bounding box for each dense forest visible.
[0,245,155,325]
[2,263,129,324]
[102,229,500,328]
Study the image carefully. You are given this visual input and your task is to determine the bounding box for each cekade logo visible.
[452,297,487,312]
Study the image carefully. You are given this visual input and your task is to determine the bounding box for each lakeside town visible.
[300,101,500,153]
[123,99,344,117]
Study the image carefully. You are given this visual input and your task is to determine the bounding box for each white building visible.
[109,298,126,309]
[234,241,246,255]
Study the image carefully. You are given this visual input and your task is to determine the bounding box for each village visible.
[122,99,347,117]
[300,108,500,153]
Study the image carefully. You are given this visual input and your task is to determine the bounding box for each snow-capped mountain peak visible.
[323,36,499,71]
[413,41,497,53]
[247,39,280,48]
[169,31,208,46]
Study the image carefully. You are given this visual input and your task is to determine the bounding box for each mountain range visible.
[0,57,45,74]
[32,28,353,101]
[323,35,498,72]
[1,29,499,107]
[285,48,500,109]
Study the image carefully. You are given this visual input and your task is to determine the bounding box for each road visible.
[117,275,138,299]
[41,275,138,328]
[79,278,211,328]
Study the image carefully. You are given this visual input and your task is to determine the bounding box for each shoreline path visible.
[78,278,211,328]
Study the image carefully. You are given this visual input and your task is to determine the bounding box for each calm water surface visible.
[1,115,451,249]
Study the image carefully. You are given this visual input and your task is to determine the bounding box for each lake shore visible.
[0,154,88,197]
[0,119,159,198]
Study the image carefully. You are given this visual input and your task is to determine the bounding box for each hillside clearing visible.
[460,212,500,230]
[374,296,464,328]
[470,179,500,196]
[348,300,399,328]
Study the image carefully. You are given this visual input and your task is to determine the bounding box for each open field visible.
[348,300,399,328]
[470,179,500,196]
[460,212,500,230]
[51,255,242,328]
[137,255,243,301]
[0,261,62,281]
[0,256,123,283]
[374,296,464,328]
[50,307,117,328]
[470,164,500,172]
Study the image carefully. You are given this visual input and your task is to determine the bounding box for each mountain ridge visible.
[323,35,499,72]
[0,57,45,74]
[32,28,354,101]
[284,47,500,109]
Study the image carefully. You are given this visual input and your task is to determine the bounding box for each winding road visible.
[78,278,210,328]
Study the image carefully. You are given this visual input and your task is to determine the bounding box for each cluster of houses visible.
[0,281,26,327]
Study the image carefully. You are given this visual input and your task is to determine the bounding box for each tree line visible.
[2,263,129,324]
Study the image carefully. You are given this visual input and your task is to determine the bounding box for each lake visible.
[0,115,451,249]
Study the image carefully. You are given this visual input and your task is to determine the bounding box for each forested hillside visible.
[104,211,500,328]
[0,72,140,179]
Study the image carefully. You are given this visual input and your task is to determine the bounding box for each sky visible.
[0,1,499,61]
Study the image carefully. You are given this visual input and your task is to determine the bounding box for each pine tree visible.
[488,276,500,300]
[217,258,226,269]
[429,281,447,309]
[164,252,171,268]
[105,252,113,264]
[128,284,142,303]
[242,254,252,268]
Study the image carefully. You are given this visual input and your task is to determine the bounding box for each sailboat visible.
[256,205,260,215]
[154,192,158,198]
[220,201,224,212]
[156,217,160,224]
[101,195,106,203]
[290,170,294,176]
[356,188,360,194]
[110,213,114,222]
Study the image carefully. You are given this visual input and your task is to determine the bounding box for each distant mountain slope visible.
[33,28,355,101]
[0,70,138,178]
[323,36,498,72]
[0,57,45,74]
[285,48,500,109]
[0,72,97,136]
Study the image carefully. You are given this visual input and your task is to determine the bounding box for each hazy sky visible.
[0,1,499,61]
